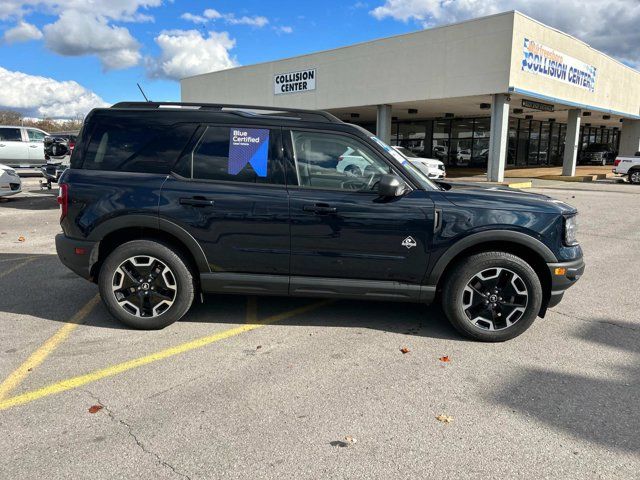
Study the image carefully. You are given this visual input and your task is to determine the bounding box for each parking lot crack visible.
[552,309,640,332]
[82,389,191,480]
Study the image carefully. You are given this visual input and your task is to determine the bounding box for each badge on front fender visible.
[402,236,417,249]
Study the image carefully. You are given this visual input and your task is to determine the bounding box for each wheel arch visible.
[88,215,210,281]
[428,231,555,316]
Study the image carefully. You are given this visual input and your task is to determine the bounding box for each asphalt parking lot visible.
[1,177,639,479]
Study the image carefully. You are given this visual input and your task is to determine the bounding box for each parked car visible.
[45,131,79,162]
[613,151,640,184]
[0,163,22,197]
[392,146,446,179]
[40,134,78,189]
[0,126,48,168]
[56,102,584,342]
[580,143,616,166]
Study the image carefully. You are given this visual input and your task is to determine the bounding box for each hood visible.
[0,164,16,173]
[411,157,443,166]
[438,181,577,214]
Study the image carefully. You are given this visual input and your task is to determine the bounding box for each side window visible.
[28,130,46,142]
[290,130,392,191]
[0,128,22,142]
[83,120,196,174]
[186,126,283,185]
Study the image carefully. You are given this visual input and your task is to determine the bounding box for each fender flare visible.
[87,214,210,273]
[426,230,557,286]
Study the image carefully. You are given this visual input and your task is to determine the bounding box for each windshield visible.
[395,146,418,158]
[364,133,439,190]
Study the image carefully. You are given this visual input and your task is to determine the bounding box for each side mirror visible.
[378,174,405,198]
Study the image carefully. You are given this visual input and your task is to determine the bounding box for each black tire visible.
[442,252,543,342]
[629,170,640,185]
[98,240,195,329]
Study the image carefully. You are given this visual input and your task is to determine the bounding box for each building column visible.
[562,109,582,176]
[376,104,392,145]
[618,119,640,156]
[487,93,510,182]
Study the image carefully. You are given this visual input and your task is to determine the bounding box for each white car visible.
[392,146,446,179]
[613,152,640,184]
[0,163,22,197]
[0,126,48,168]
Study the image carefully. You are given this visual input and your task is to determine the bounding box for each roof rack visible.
[110,102,341,124]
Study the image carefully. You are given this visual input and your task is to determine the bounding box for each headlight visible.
[564,215,578,246]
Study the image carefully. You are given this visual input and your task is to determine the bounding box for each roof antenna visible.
[137,83,151,102]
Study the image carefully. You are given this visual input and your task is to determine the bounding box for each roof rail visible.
[110,102,341,123]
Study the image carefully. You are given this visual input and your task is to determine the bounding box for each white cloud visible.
[182,8,269,28]
[226,15,269,27]
[147,29,238,81]
[0,66,109,118]
[274,26,293,34]
[0,0,162,22]
[2,21,42,44]
[369,0,640,66]
[43,12,141,70]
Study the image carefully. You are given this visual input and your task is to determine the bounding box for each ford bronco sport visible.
[55,102,584,342]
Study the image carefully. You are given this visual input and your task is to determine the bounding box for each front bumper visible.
[546,257,585,308]
[55,234,99,281]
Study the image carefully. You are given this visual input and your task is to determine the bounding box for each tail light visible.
[69,142,75,152]
[614,158,621,167]
[57,183,68,220]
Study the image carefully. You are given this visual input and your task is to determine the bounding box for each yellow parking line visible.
[0,299,332,410]
[0,295,100,401]
[0,257,37,281]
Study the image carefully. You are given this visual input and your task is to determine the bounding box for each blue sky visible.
[0,0,638,118]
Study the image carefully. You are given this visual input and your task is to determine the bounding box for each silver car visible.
[0,126,48,168]
[0,163,22,197]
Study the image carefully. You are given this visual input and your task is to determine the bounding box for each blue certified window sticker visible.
[228,128,269,177]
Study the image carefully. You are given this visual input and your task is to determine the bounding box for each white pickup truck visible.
[613,152,640,184]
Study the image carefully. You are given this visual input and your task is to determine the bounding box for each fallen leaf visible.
[435,414,453,424]
[439,356,450,362]
[256,345,262,350]
[400,347,410,354]
[18,236,26,242]
[344,435,357,444]
[88,405,103,414]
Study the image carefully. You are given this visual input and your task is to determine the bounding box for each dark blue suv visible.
[56,102,584,341]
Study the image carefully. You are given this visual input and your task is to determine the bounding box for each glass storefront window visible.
[432,120,450,164]
[395,121,432,158]
[472,118,490,167]
[450,119,474,167]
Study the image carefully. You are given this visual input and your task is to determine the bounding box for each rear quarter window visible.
[81,119,196,174]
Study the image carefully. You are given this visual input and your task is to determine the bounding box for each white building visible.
[181,11,640,181]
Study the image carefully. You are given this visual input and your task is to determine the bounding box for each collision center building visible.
[181,11,640,181]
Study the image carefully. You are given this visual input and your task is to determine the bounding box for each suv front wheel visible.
[442,252,543,342]
[98,240,195,329]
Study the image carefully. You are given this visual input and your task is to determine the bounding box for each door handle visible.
[179,197,215,207]
[303,204,337,215]
[29,145,39,148]
[0,144,5,147]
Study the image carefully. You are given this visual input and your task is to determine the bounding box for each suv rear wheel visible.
[442,252,543,342]
[98,240,195,329]
[629,170,640,185]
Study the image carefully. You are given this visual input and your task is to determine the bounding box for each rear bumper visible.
[546,257,585,308]
[55,234,99,281]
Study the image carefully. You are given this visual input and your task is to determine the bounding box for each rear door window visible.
[175,126,284,185]
[83,120,196,174]
[0,128,22,142]
[27,129,46,142]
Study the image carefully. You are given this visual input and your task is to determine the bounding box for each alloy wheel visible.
[111,255,177,318]
[461,267,529,331]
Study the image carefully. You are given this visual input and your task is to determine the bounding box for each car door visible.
[284,129,435,299]
[26,129,46,164]
[0,127,28,167]
[159,124,290,294]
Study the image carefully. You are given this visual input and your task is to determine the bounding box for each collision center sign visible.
[274,69,316,95]
[522,38,596,92]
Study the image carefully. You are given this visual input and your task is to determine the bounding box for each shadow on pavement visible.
[489,319,639,453]
[0,191,58,210]
[0,252,461,340]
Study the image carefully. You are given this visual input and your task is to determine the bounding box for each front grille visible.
[10,183,20,191]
